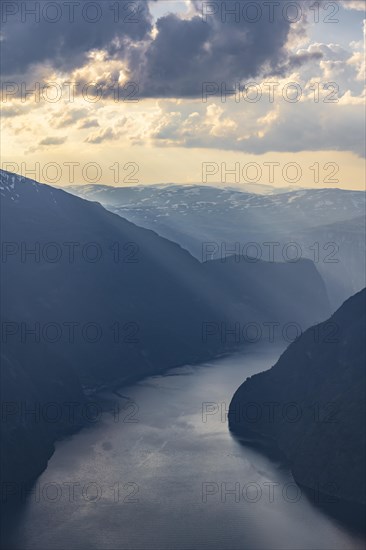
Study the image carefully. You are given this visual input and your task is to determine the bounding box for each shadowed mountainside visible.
[66,183,366,309]
[0,169,331,493]
[229,289,366,506]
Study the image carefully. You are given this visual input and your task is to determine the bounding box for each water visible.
[5,348,365,549]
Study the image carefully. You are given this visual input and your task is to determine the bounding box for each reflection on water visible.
[3,347,366,550]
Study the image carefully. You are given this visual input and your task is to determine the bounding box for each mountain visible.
[0,169,331,491]
[64,183,366,309]
[292,215,366,308]
[201,254,329,330]
[1,171,331,387]
[64,184,365,233]
[229,289,366,506]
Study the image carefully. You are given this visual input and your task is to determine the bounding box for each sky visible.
[1,0,365,190]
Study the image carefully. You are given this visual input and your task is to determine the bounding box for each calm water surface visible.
[5,347,366,549]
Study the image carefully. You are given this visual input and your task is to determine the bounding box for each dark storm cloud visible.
[0,0,153,77]
[127,0,322,98]
[132,1,294,97]
[1,0,321,98]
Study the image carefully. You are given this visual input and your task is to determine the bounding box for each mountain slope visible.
[0,169,331,490]
[65,184,366,233]
[292,215,366,308]
[1,170,331,387]
[229,289,366,505]
[65,183,366,309]
[1,172,227,387]
[202,254,329,331]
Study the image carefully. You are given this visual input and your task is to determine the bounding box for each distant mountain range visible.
[229,289,366,507]
[64,183,366,309]
[0,170,331,489]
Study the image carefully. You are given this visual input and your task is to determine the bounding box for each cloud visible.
[126,1,332,97]
[296,36,366,97]
[1,0,364,162]
[140,78,365,157]
[273,51,323,77]
[1,0,153,77]
[39,136,67,146]
[339,0,366,11]
[131,4,293,97]
[1,105,28,117]
[84,127,119,144]
[1,1,323,99]
[50,108,89,128]
[239,101,366,157]
[78,118,100,129]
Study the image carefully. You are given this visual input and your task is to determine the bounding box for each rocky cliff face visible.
[229,289,366,506]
